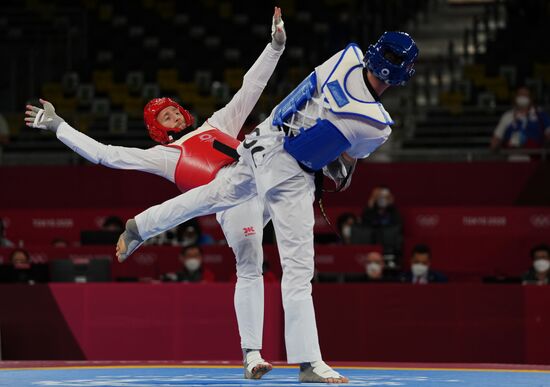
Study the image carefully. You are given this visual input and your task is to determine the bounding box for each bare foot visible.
[299,361,349,383]
[323,375,349,384]
[247,362,273,379]
[244,351,273,380]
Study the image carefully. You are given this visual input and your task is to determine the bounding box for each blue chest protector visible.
[272,72,351,171]
[273,43,393,171]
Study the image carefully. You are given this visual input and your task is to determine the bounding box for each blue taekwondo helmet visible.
[365,31,419,86]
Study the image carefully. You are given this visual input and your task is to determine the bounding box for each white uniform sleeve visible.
[345,129,391,159]
[208,43,284,138]
[493,110,514,139]
[56,122,178,182]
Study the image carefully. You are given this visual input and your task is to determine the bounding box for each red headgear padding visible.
[143,98,195,144]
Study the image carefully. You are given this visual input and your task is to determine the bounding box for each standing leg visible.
[216,198,273,379]
[265,171,348,383]
[265,172,322,363]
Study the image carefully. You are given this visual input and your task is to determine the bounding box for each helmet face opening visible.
[365,31,419,86]
[143,98,195,144]
[383,49,405,66]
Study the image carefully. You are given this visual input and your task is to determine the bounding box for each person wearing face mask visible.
[337,213,358,244]
[491,86,550,152]
[400,244,447,284]
[361,186,403,267]
[364,251,387,281]
[522,244,550,285]
[345,251,396,283]
[162,244,215,283]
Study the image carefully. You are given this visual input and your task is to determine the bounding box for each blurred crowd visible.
[1,201,549,286]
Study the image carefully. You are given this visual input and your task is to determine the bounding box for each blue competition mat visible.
[0,365,549,387]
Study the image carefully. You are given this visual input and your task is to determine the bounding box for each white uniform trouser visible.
[216,198,269,351]
[135,149,323,363]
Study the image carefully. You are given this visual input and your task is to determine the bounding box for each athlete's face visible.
[157,106,186,129]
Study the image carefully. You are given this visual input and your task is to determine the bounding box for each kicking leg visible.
[117,162,256,261]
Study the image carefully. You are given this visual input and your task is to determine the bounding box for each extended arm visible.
[25,100,176,181]
[208,7,286,137]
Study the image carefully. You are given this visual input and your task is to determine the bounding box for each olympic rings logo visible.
[415,214,440,227]
[199,133,214,142]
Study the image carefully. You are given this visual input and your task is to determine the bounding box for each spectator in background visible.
[400,244,447,284]
[161,244,215,283]
[101,216,125,233]
[363,251,391,282]
[10,248,30,269]
[2,248,48,283]
[0,218,14,247]
[174,219,214,246]
[522,244,550,285]
[147,218,215,246]
[491,86,550,152]
[337,212,359,244]
[361,186,403,267]
[345,251,396,283]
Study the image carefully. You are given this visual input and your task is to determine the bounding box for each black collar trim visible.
[364,70,381,102]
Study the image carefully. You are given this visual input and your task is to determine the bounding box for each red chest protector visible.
[166,126,240,192]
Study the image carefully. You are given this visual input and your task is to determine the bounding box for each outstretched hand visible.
[271,6,286,51]
[24,98,65,133]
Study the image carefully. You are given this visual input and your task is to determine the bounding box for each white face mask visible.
[411,263,428,277]
[184,258,201,272]
[342,225,352,239]
[376,197,388,208]
[366,262,382,277]
[515,95,530,108]
[533,259,550,273]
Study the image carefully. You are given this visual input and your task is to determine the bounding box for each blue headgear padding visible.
[364,31,419,86]
[283,118,352,171]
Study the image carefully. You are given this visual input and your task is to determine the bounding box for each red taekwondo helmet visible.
[143,97,195,144]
